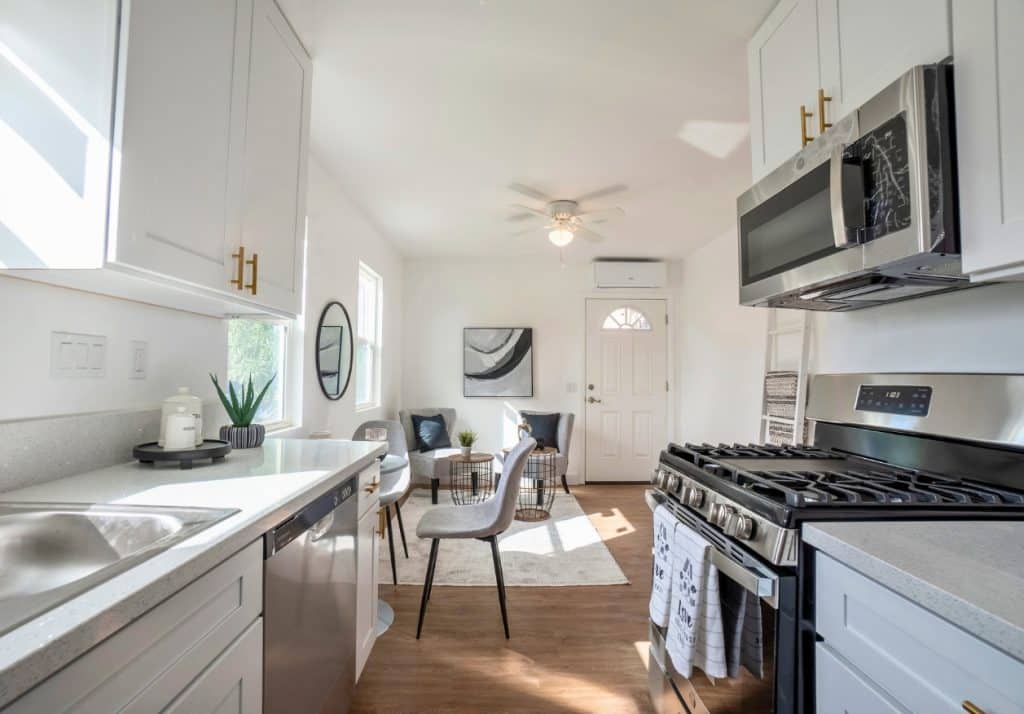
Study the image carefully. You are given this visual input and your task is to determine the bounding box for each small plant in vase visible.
[457,429,477,458]
[210,373,275,449]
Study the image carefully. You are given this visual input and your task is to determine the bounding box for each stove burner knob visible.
[684,487,705,509]
[667,474,682,493]
[714,505,734,528]
[650,469,662,485]
[707,503,721,523]
[733,515,756,540]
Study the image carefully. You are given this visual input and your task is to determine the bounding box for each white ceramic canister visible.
[160,387,204,447]
[164,406,198,450]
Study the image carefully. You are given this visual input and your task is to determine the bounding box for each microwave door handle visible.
[709,547,780,610]
[830,144,852,248]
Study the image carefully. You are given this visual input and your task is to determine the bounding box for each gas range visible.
[652,373,1024,567]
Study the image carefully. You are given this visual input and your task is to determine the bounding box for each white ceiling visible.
[299,1,775,261]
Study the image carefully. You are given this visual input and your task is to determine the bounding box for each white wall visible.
[300,157,404,439]
[401,258,677,483]
[674,230,768,444]
[672,229,1024,445]
[0,276,225,421]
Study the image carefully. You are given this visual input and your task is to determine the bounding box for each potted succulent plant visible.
[210,373,275,449]
[457,429,477,458]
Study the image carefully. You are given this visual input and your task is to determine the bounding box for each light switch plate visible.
[130,340,147,379]
[51,332,106,378]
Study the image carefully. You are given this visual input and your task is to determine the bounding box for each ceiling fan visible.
[507,183,626,248]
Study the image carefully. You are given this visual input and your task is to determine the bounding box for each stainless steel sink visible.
[0,502,237,636]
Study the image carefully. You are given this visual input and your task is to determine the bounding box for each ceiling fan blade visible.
[509,203,550,219]
[577,206,625,221]
[509,226,539,237]
[575,184,628,203]
[579,227,607,243]
[509,183,555,202]
[508,212,540,223]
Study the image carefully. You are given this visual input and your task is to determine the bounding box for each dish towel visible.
[649,504,676,627]
[665,524,727,679]
[720,578,766,679]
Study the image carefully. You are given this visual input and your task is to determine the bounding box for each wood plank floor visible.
[350,484,656,714]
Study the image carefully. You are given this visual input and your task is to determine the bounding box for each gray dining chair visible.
[415,437,537,639]
[353,419,411,586]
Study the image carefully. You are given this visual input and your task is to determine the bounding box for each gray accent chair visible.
[415,437,537,639]
[398,408,460,503]
[352,419,411,586]
[519,410,575,494]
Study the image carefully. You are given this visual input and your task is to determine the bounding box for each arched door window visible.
[601,306,652,330]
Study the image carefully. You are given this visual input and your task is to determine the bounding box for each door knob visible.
[587,396,602,404]
[587,384,595,391]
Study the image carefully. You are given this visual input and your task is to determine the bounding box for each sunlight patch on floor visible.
[634,641,651,671]
[499,514,602,556]
[587,507,637,542]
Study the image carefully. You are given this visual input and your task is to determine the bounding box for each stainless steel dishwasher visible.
[264,475,358,713]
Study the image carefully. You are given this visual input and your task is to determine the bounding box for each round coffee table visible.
[502,446,558,521]
[446,452,496,505]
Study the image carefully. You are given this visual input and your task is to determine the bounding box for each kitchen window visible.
[226,318,288,427]
[356,262,383,410]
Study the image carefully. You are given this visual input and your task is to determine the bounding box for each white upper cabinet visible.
[818,0,951,121]
[0,0,310,317]
[111,0,251,294]
[234,0,312,315]
[748,0,822,181]
[0,0,118,269]
[954,0,1024,282]
[748,0,951,183]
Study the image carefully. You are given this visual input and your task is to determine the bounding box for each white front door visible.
[585,299,668,482]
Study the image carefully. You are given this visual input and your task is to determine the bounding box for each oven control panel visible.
[855,384,932,417]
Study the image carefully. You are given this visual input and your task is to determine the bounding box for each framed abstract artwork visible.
[463,327,533,397]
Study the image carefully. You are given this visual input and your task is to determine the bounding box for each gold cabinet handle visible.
[962,701,985,714]
[244,252,258,295]
[230,246,245,290]
[818,88,833,134]
[800,105,814,147]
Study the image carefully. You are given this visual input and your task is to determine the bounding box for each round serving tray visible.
[133,439,231,470]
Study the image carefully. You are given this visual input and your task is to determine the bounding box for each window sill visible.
[355,403,381,414]
[264,420,296,435]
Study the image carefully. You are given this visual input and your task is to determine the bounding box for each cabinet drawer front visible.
[815,642,904,713]
[163,618,262,714]
[358,463,382,518]
[6,540,263,713]
[815,552,1024,713]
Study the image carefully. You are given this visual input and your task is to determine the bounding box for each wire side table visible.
[447,453,496,505]
[505,446,557,521]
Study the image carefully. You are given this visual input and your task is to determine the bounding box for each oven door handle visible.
[645,489,780,609]
[708,547,779,609]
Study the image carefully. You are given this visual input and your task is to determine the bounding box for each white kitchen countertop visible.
[0,438,385,707]
[804,520,1024,661]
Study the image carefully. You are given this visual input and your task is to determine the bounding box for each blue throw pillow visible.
[523,413,560,451]
[411,413,451,452]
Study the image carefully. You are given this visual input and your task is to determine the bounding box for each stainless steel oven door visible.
[646,493,789,713]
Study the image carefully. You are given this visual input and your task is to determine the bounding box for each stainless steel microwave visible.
[736,64,968,311]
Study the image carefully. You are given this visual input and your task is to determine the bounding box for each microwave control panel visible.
[855,385,932,417]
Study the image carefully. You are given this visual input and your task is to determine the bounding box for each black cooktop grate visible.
[671,442,1024,509]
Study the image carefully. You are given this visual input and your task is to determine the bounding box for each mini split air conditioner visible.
[592,260,667,288]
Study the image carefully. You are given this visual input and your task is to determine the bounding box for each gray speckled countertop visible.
[804,521,1024,661]
[0,438,385,708]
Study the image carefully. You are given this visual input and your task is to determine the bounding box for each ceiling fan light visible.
[548,227,574,247]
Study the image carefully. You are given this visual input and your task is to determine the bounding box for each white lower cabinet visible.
[814,552,1024,713]
[4,540,263,713]
[355,465,381,680]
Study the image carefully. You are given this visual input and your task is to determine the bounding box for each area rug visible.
[379,490,629,586]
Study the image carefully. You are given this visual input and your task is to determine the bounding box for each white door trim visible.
[583,297,670,483]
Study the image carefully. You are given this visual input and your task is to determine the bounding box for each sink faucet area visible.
[0,502,236,636]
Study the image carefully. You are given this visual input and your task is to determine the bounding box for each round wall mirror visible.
[315,301,354,400]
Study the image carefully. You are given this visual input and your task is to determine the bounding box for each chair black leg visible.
[489,536,510,639]
[394,500,409,558]
[385,505,398,586]
[416,539,440,639]
[561,473,570,494]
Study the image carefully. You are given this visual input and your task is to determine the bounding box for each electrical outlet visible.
[51,332,106,378]
[130,340,147,379]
